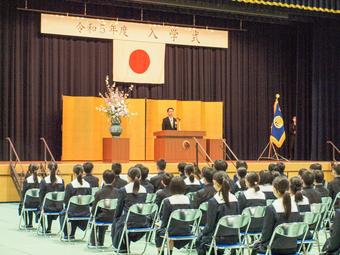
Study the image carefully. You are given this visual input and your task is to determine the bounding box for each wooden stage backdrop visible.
[0,161,334,202]
[62,96,223,161]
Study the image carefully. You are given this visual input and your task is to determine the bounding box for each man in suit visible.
[289,116,297,160]
[162,107,177,130]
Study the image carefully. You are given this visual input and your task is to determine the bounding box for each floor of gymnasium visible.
[0,203,326,255]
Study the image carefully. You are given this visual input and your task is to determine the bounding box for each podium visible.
[102,138,129,163]
[154,131,207,162]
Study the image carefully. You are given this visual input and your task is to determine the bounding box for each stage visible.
[0,160,334,202]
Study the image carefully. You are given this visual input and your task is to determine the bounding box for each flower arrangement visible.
[97,75,134,125]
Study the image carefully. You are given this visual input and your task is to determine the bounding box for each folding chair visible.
[87,198,117,248]
[207,214,250,255]
[186,192,196,203]
[91,187,100,196]
[327,192,340,224]
[242,206,266,244]
[199,201,209,229]
[146,193,157,203]
[60,194,93,242]
[37,191,65,235]
[159,208,202,255]
[257,222,309,255]
[18,188,40,230]
[114,203,158,255]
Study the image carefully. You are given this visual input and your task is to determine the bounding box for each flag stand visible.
[258,141,289,161]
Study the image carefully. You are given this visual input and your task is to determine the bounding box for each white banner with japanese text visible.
[41,14,228,48]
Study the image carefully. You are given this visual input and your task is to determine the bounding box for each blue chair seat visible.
[45,211,64,215]
[258,253,301,255]
[68,216,91,220]
[297,239,316,244]
[241,231,261,235]
[168,235,196,240]
[216,242,246,249]
[127,227,154,232]
[25,208,38,211]
[95,221,113,226]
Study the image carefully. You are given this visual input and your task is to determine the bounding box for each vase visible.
[109,118,123,137]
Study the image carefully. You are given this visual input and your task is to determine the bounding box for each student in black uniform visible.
[155,176,192,254]
[314,170,329,198]
[155,173,173,208]
[111,163,128,189]
[323,209,340,255]
[233,160,248,182]
[177,162,186,179]
[196,171,240,255]
[327,163,340,208]
[39,162,65,233]
[90,170,119,247]
[277,162,286,176]
[310,163,322,171]
[259,170,276,200]
[20,164,41,228]
[83,162,99,188]
[184,164,202,193]
[111,167,148,252]
[301,170,321,204]
[62,164,91,240]
[150,159,167,191]
[234,167,247,193]
[252,176,303,255]
[298,168,308,177]
[193,167,216,209]
[289,176,310,213]
[136,164,154,193]
[213,160,235,193]
[268,163,277,172]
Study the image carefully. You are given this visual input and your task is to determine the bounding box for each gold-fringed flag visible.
[270,94,286,148]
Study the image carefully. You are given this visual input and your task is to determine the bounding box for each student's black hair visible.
[48,162,58,187]
[301,170,315,186]
[290,176,303,203]
[83,162,94,175]
[259,170,274,185]
[237,167,248,190]
[213,171,230,206]
[73,164,84,185]
[156,159,166,171]
[298,168,308,177]
[246,172,260,192]
[202,167,214,184]
[111,163,122,175]
[314,170,325,184]
[236,160,248,170]
[128,167,141,194]
[177,162,186,175]
[213,160,228,172]
[310,163,322,171]
[169,176,186,195]
[140,166,149,181]
[268,163,277,172]
[103,170,115,184]
[333,163,340,175]
[162,173,174,187]
[193,163,201,180]
[28,164,39,184]
[272,176,291,219]
[184,164,195,183]
[167,107,174,112]
[277,162,286,175]
[271,170,281,180]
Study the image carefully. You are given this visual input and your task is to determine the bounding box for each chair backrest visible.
[272,222,308,238]
[216,214,250,229]
[128,203,158,216]
[45,191,65,202]
[199,201,208,212]
[146,193,157,203]
[331,192,340,208]
[69,194,93,206]
[321,196,332,209]
[91,187,100,195]
[25,188,40,199]
[97,198,118,210]
[242,206,266,219]
[303,211,320,226]
[169,208,202,222]
[186,192,196,202]
[311,203,327,214]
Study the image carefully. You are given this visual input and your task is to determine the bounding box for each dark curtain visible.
[0,1,339,161]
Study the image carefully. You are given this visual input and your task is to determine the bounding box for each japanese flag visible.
[113,40,165,84]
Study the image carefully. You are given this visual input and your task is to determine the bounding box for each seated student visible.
[233,160,248,182]
[155,173,174,208]
[111,163,127,189]
[83,162,99,188]
[314,170,329,198]
[301,170,321,204]
[90,170,119,247]
[136,164,154,193]
[259,170,275,200]
[196,171,239,255]
[213,160,235,193]
[155,177,192,254]
[150,159,167,191]
[234,167,247,193]
[177,162,186,179]
[252,176,303,255]
[62,164,91,240]
[298,168,308,177]
[39,162,65,233]
[111,167,148,252]
[310,163,322,171]
[277,162,286,176]
[327,163,340,208]
[20,164,41,228]
[193,167,216,209]
[290,176,310,213]
[184,164,202,193]
[322,209,340,255]
[193,163,203,186]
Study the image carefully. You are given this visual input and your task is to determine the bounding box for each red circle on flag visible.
[129,49,150,74]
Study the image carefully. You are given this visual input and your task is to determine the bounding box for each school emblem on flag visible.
[113,40,165,84]
[270,94,286,148]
